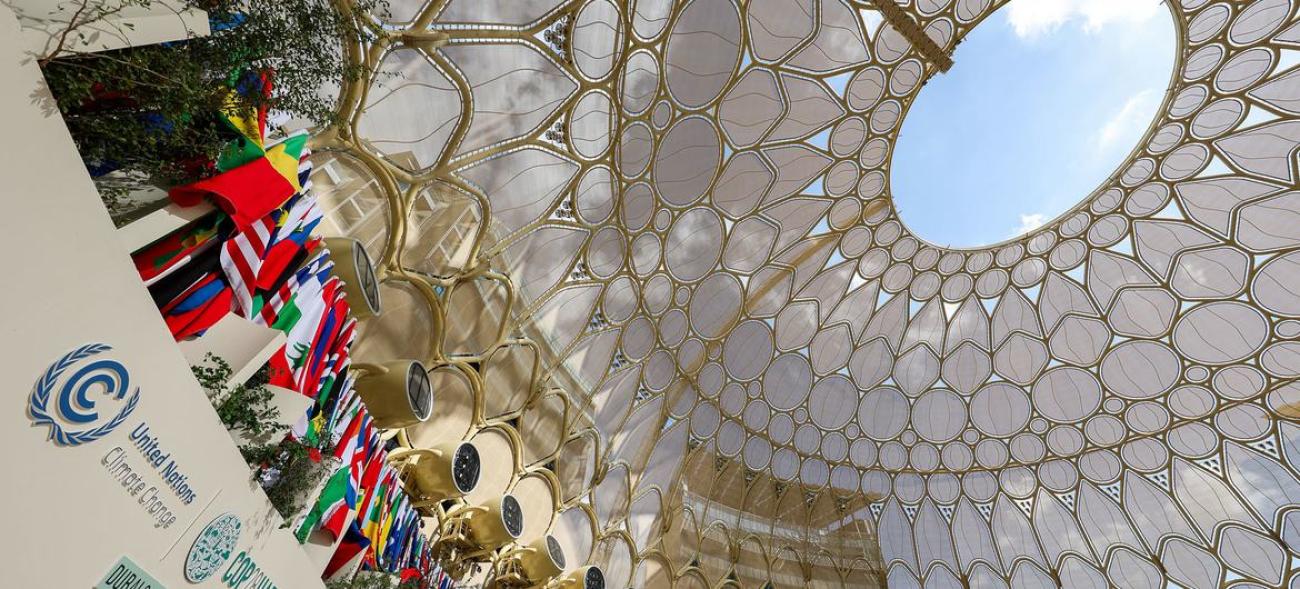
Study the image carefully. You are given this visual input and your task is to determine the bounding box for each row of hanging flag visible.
[293,373,439,579]
[127,71,454,587]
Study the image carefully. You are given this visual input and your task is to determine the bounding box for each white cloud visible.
[1013,213,1046,236]
[1006,0,1162,39]
[1096,89,1157,153]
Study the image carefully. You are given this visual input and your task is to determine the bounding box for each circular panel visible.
[764,353,814,410]
[602,276,638,322]
[642,274,672,314]
[851,438,878,468]
[1032,367,1102,423]
[630,233,662,277]
[1216,404,1271,441]
[1169,385,1216,419]
[847,67,886,111]
[664,208,724,282]
[858,387,910,441]
[769,412,795,444]
[663,0,743,109]
[743,397,769,429]
[1215,47,1272,93]
[1047,426,1085,456]
[570,91,615,159]
[969,382,1031,437]
[572,0,623,80]
[722,320,774,381]
[586,226,626,279]
[823,432,849,461]
[690,402,721,437]
[1100,340,1181,399]
[831,118,868,157]
[1172,302,1269,364]
[621,50,660,115]
[743,436,773,470]
[657,309,688,347]
[688,273,743,339]
[771,448,799,481]
[1214,365,1266,400]
[1254,251,1300,317]
[576,166,616,224]
[1125,402,1171,435]
[654,116,721,207]
[794,423,820,454]
[622,316,657,359]
[621,182,656,230]
[911,389,967,443]
[808,375,858,430]
[618,122,654,178]
[1191,98,1245,139]
[1168,422,1220,458]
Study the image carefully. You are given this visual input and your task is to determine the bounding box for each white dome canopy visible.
[314,0,1300,586]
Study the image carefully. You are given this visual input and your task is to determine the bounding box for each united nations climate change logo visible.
[185,513,243,582]
[28,343,140,446]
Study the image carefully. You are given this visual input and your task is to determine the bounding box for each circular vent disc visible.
[584,566,605,589]
[546,534,567,569]
[452,443,481,494]
[352,240,382,315]
[501,494,524,538]
[406,362,432,421]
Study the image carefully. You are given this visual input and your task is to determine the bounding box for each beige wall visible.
[0,5,324,587]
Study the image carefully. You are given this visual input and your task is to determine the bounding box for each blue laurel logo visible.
[28,343,140,446]
[185,513,242,582]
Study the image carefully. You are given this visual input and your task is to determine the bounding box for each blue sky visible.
[889,0,1175,247]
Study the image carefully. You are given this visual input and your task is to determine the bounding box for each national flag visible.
[132,212,225,284]
[161,273,233,340]
[324,520,371,578]
[256,192,323,291]
[376,491,407,567]
[148,237,223,308]
[360,467,394,567]
[216,70,272,171]
[169,132,309,230]
[256,249,333,329]
[267,276,338,393]
[294,465,350,543]
[220,208,277,315]
[301,297,352,399]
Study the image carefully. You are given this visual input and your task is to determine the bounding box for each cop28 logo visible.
[27,343,140,446]
[185,512,242,583]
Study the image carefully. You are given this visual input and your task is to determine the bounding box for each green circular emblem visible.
[185,512,242,583]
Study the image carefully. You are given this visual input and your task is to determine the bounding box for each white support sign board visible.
[0,5,326,587]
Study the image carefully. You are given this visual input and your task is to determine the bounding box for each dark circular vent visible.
[452,443,481,494]
[406,362,432,421]
[501,494,524,538]
[546,534,566,569]
[352,241,381,315]
[584,566,605,589]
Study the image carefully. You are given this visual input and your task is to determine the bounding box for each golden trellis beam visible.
[865,0,954,73]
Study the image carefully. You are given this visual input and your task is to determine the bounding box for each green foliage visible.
[192,353,281,437]
[39,0,383,208]
[192,354,332,520]
[242,436,332,520]
[325,573,421,589]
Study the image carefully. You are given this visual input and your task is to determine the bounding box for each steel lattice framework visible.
[304,0,1300,587]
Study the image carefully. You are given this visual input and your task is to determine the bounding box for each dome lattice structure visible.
[305,0,1300,586]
